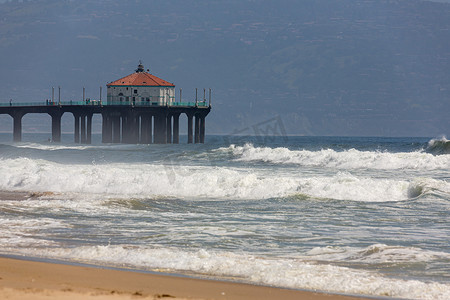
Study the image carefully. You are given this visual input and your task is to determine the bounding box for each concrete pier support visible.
[80,115,86,144]
[140,114,152,144]
[102,113,113,143]
[50,112,62,143]
[12,112,24,142]
[73,113,92,144]
[74,114,80,143]
[126,114,135,144]
[200,115,206,143]
[187,113,194,144]
[121,114,129,143]
[166,115,172,144]
[194,115,200,144]
[154,113,167,144]
[86,114,92,144]
[112,116,121,143]
[131,114,139,144]
[149,115,153,144]
[120,112,139,144]
[173,113,180,144]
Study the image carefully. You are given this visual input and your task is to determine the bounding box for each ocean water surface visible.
[0,133,449,299]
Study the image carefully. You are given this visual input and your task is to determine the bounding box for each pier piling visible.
[173,113,180,144]
[12,111,24,142]
[50,111,62,143]
[187,113,194,144]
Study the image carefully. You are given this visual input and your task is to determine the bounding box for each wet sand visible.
[0,190,31,201]
[0,257,373,300]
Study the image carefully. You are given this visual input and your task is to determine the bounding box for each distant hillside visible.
[0,0,449,137]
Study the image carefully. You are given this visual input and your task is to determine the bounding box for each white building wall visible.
[107,86,175,104]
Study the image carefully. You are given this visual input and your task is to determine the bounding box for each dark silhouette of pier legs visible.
[112,116,121,143]
[72,113,92,144]
[74,114,80,143]
[121,112,139,144]
[166,115,172,144]
[13,116,22,142]
[86,114,92,144]
[50,112,62,143]
[80,115,86,143]
[140,115,148,144]
[131,114,139,144]
[140,114,152,144]
[187,113,193,144]
[125,114,133,144]
[194,115,200,143]
[154,113,167,144]
[121,114,128,143]
[149,115,153,143]
[200,115,206,143]
[11,112,24,142]
[102,113,113,143]
[2,105,209,144]
[173,113,180,144]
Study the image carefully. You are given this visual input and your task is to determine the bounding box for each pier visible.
[0,63,211,144]
[0,101,210,144]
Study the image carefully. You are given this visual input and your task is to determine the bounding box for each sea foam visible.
[305,244,450,264]
[226,143,450,170]
[0,157,448,202]
[3,244,449,300]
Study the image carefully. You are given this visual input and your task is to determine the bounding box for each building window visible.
[120,97,123,102]
[134,89,138,94]
[126,97,129,102]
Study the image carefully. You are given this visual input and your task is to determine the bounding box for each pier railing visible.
[0,100,209,107]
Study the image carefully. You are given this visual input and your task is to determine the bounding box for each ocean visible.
[0,133,449,299]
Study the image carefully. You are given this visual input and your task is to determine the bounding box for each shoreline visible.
[0,256,375,300]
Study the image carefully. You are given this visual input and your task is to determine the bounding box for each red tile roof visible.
[107,71,175,87]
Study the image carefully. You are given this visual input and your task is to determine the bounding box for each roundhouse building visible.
[107,63,175,105]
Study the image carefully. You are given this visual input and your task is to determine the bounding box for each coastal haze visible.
[0,0,449,137]
[1,1,450,300]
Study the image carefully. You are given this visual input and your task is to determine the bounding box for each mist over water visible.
[0,134,449,299]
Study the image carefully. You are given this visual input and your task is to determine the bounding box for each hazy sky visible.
[0,0,448,137]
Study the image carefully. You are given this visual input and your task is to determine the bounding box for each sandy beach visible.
[0,257,372,300]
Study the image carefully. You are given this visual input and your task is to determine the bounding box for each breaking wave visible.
[426,137,450,155]
[0,157,448,202]
[225,143,450,170]
[305,244,450,264]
